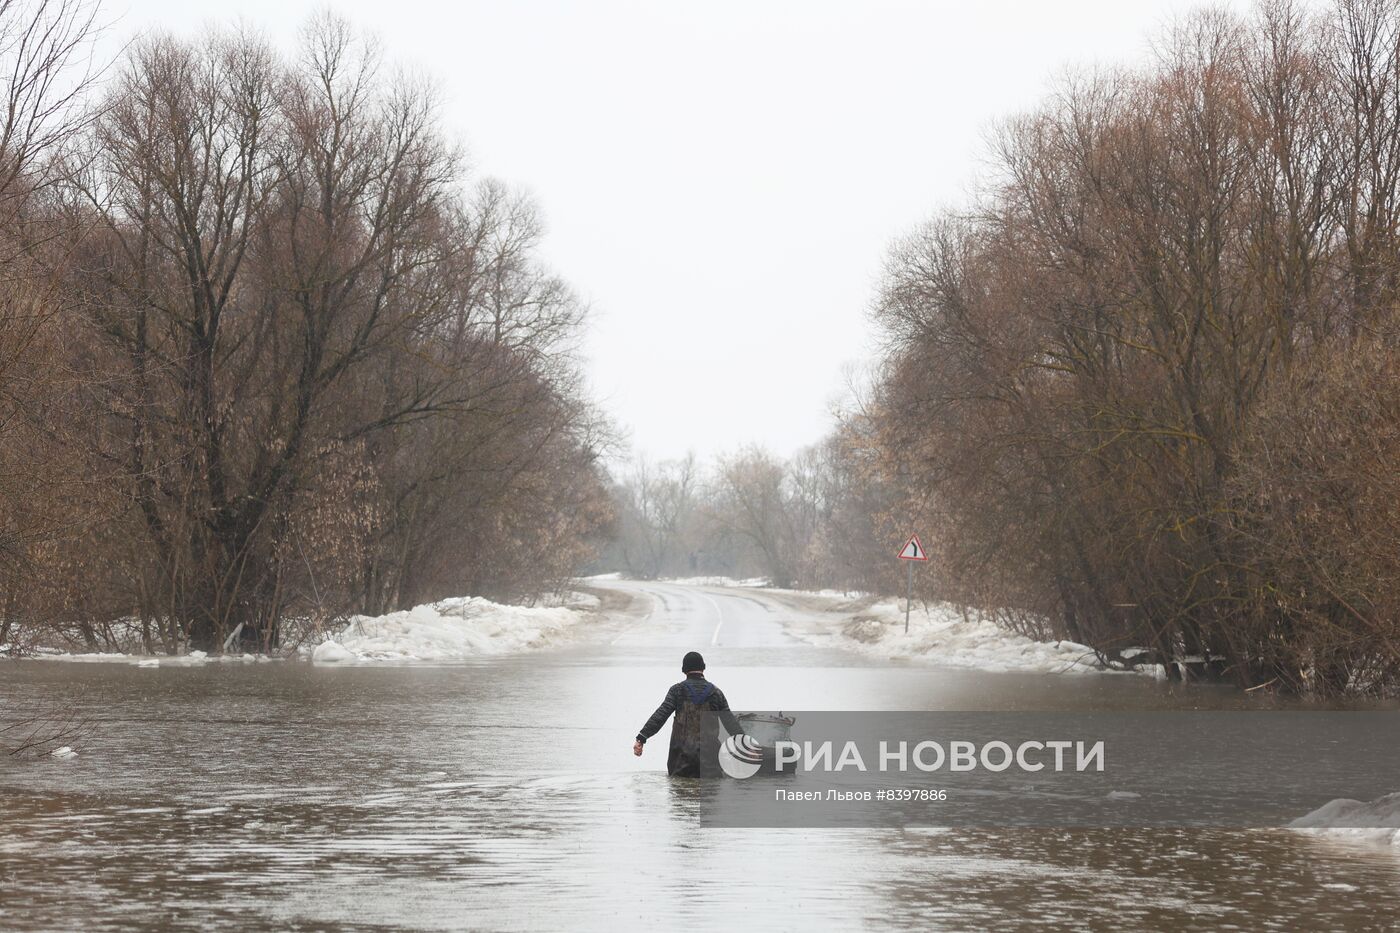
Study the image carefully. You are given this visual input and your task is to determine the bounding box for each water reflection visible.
[1,651,1397,930]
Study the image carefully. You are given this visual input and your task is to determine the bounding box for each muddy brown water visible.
[2,581,1398,931]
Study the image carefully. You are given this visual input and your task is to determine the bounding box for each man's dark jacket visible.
[637,673,743,777]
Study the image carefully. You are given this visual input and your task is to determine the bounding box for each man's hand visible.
[633,740,644,757]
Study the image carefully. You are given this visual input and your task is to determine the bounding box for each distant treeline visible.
[601,443,893,595]
[611,0,1400,697]
[0,2,612,652]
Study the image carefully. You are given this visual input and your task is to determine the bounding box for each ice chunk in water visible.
[311,641,356,664]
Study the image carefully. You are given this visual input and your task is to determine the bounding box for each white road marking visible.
[702,592,726,646]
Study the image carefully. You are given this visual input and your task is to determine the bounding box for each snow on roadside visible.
[306,595,587,664]
[20,648,275,666]
[654,576,865,600]
[6,591,596,665]
[661,575,771,588]
[1290,793,1400,850]
[544,590,600,611]
[787,597,1123,676]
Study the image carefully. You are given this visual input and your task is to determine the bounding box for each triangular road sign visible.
[898,534,928,561]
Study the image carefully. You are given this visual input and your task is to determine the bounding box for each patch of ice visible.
[27,649,288,665]
[311,640,356,664]
[50,746,77,759]
[35,651,133,662]
[1289,792,1400,849]
[308,595,587,663]
[162,652,210,667]
[1107,790,1142,800]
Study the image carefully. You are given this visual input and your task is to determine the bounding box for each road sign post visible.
[906,559,913,634]
[896,534,928,634]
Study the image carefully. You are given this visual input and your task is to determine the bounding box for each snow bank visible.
[25,649,275,666]
[310,641,356,663]
[9,591,595,665]
[1290,793,1400,849]
[308,595,587,664]
[789,598,1119,675]
[543,590,600,611]
[662,576,771,588]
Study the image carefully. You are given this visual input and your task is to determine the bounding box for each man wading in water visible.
[633,651,745,777]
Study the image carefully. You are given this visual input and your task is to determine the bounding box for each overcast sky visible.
[109,0,1252,463]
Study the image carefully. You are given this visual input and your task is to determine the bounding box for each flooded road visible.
[3,580,1399,930]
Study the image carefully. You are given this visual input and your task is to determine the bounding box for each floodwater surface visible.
[2,581,1398,930]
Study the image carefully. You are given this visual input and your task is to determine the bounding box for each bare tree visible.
[6,13,613,653]
[0,0,102,648]
[857,0,1400,693]
[614,454,698,579]
[708,447,797,587]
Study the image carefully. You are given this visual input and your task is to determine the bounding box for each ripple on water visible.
[3,660,1400,930]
